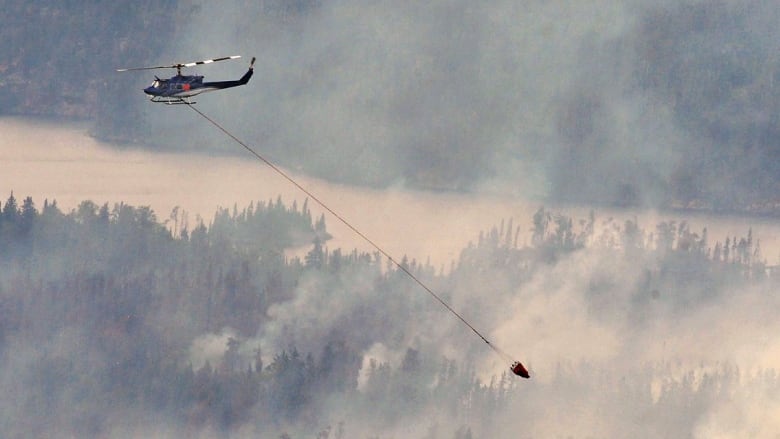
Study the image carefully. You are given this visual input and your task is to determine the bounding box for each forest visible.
[1,192,778,438]
[3,3,780,436]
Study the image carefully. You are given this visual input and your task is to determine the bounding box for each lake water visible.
[2,117,780,268]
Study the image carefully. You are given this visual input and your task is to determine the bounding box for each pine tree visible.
[2,192,19,224]
[305,237,324,269]
[20,196,36,236]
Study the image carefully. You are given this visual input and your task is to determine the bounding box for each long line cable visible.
[185,103,516,362]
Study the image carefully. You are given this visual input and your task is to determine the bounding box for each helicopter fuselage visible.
[118,55,254,104]
[144,67,254,98]
[144,75,209,98]
[141,60,254,103]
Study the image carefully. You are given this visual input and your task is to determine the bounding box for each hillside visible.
[2,1,780,211]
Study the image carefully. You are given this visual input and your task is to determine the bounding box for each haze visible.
[2,1,780,438]
[4,116,780,436]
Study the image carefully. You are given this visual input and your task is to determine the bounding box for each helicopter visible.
[116,55,255,104]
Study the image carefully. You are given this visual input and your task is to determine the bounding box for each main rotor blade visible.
[116,65,179,72]
[116,56,241,72]
[182,55,241,68]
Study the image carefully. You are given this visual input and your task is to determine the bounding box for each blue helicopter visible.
[117,55,255,104]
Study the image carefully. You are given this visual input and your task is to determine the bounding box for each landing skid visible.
[149,96,196,105]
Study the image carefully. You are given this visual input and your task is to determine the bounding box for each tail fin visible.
[237,57,255,84]
[201,56,255,89]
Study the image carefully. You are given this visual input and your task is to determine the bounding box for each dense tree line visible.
[0,194,778,437]
[0,192,459,436]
